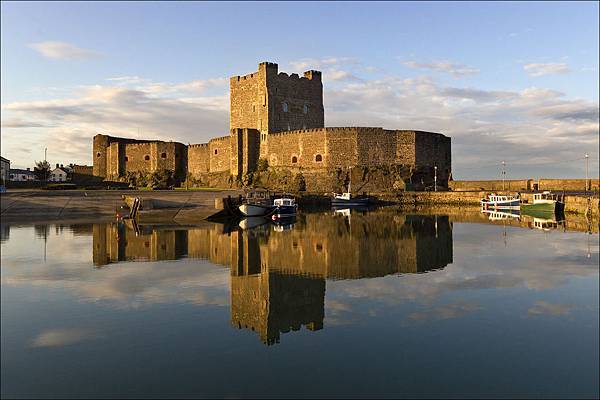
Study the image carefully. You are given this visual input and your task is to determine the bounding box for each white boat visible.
[238,189,276,217]
[332,166,370,207]
[480,193,520,210]
[238,203,275,217]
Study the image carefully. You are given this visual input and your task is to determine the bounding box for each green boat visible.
[521,191,564,219]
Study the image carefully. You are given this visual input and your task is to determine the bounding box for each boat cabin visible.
[273,198,295,207]
[532,191,562,203]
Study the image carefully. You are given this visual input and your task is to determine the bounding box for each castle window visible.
[161,152,167,159]
[291,156,298,164]
[315,154,322,162]
[282,102,288,112]
[124,156,128,162]
[144,155,150,161]
[96,152,101,158]
[214,149,218,155]
[303,104,308,114]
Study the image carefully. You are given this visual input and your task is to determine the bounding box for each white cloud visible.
[401,60,480,77]
[289,57,358,71]
[29,41,101,60]
[523,63,570,77]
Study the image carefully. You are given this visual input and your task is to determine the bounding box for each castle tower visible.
[230,62,324,158]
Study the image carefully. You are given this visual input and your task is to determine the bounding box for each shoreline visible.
[1,189,598,223]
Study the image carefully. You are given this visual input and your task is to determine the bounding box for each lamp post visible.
[502,160,506,191]
[585,153,589,192]
[434,165,437,192]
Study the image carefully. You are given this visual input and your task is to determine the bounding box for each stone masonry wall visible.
[356,128,397,166]
[230,62,324,155]
[266,128,329,168]
[208,136,231,173]
[266,69,324,133]
[188,144,210,178]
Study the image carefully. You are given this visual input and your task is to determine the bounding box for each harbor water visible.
[1,209,598,398]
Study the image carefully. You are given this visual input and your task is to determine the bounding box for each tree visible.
[34,160,51,181]
[149,169,174,189]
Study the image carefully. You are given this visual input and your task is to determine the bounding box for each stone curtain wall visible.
[188,144,210,178]
[356,128,398,166]
[93,134,186,181]
[208,136,232,173]
[267,129,329,168]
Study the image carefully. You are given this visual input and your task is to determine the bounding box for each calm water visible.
[1,210,598,398]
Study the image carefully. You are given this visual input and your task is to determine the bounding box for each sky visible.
[1,1,598,179]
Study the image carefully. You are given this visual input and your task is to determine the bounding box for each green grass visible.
[173,187,230,191]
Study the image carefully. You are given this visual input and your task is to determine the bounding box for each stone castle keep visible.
[93,61,451,191]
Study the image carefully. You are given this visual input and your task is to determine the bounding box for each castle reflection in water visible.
[92,212,453,345]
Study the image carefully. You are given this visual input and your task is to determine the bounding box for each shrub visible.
[293,173,306,192]
[256,158,269,172]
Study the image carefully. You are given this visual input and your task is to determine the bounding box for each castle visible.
[93,61,451,191]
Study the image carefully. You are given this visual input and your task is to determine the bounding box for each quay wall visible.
[450,178,600,192]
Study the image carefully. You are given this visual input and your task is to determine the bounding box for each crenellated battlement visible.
[209,135,230,143]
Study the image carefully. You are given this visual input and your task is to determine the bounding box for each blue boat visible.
[272,197,297,218]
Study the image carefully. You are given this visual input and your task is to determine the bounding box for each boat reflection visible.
[92,212,454,345]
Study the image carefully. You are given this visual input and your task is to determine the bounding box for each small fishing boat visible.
[521,191,564,218]
[331,191,370,206]
[332,166,370,207]
[272,197,297,217]
[238,189,276,217]
[238,203,276,217]
[480,193,520,210]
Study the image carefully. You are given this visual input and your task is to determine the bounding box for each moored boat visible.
[272,197,297,217]
[521,191,564,218]
[480,193,520,210]
[332,166,371,207]
[238,203,276,217]
[331,192,370,206]
[238,189,276,217]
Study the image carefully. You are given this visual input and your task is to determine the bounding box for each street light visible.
[434,165,437,192]
[502,160,506,191]
[585,153,589,193]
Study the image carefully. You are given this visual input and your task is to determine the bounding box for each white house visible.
[49,167,69,182]
[0,156,9,184]
[9,168,36,181]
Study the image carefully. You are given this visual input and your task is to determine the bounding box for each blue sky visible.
[1,1,598,179]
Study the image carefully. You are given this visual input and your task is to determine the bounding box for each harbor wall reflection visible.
[91,212,453,344]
